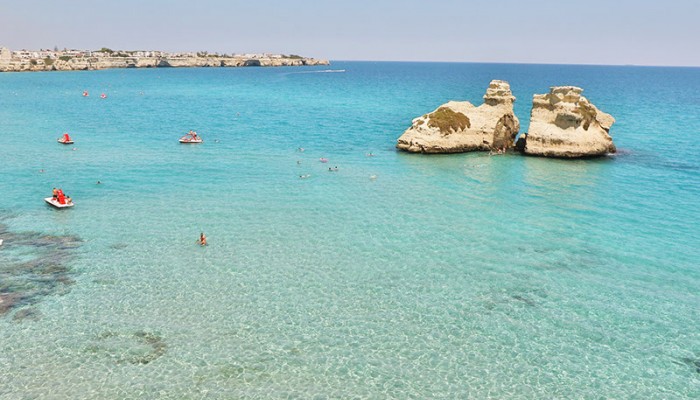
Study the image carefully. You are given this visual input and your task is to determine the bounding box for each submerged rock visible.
[521,86,615,158]
[88,331,167,365]
[12,307,42,322]
[678,357,700,374]
[0,223,80,316]
[0,293,23,315]
[397,80,520,153]
[109,242,129,250]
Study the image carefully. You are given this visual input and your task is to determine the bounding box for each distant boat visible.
[44,197,74,208]
[179,131,203,144]
[58,133,73,144]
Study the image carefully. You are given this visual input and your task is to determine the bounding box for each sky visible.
[1,0,699,66]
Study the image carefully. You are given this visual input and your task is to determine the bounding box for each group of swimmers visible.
[51,188,72,205]
[295,148,383,179]
[82,91,107,99]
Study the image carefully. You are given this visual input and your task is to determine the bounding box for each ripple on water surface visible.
[0,63,699,399]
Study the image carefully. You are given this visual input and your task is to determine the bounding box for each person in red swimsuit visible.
[57,189,66,204]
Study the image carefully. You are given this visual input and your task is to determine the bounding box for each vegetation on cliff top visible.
[427,107,471,135]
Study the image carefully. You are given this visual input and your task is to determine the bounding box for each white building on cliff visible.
[0,47,11,61]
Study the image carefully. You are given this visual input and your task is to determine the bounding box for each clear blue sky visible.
[1,0,699,66]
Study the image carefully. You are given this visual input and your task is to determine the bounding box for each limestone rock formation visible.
[522,86,615,158]
[396,80,520,153]
[0,53,329,72]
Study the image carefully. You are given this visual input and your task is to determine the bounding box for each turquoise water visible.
[0,62,699,398]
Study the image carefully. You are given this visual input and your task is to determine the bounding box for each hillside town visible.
[0,46,329,72]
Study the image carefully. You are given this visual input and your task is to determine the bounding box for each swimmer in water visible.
[299,174,311,179]
[298,147,305,152]
[197,232,207,246]
[39,169,45,173]
[367,152,375,157]
[96,181,102,185]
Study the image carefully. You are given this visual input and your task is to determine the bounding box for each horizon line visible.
[329,59,700,69]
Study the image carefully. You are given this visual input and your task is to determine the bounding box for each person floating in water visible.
[197,232,207,246]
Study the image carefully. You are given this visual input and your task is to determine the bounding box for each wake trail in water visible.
[287,69,346,75]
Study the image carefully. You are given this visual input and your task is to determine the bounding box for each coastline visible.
[0,51,329,73]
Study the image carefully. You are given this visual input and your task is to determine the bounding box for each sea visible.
[0,62,698,399]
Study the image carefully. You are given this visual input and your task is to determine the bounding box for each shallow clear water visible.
[0,62,699,398]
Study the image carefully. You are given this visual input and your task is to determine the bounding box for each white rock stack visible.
[522,86,615,158]
[397,80,520,153]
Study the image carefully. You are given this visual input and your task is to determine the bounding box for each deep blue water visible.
[0,62,699,398]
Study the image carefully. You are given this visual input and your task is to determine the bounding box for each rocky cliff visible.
[521,86,615,158]
[396,80,520,153]
[0,56,329,72]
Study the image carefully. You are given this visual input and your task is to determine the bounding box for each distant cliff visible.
[0,48,329,72]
